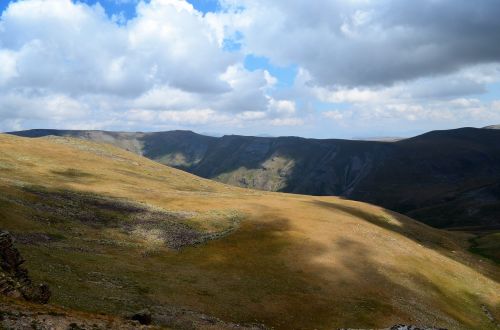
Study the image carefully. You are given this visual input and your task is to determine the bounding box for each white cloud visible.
[269,99,296,115]
[157,109,227,125]
[320,99,500,131]
[221,0,500,87]
[0,90,90,121]
[133,86,199,111]
[315,87,387,104]
[323,110,348,121]
[0,50,18,85]
[1,0,500,137]
[0,0,239,97]
[237,111,267,120]
[295,61,500,105]
[269,117,304,127]
[0,0,293,132]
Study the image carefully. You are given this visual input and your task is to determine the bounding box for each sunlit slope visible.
[0,134,498,330]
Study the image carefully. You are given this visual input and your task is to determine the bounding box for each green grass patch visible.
[469,232,500,264]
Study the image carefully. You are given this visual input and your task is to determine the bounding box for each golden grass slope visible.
[0,133,498,329]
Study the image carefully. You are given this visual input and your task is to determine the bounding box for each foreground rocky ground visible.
[0,230,268,330]
[0,222,492,329]
[0,299,273,330]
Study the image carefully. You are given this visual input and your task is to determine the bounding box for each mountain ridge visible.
[9,127,500,229]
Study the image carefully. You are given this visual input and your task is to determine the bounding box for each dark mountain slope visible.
[351,128,500,229]
[10,127,500,229]
[188,135,391,195]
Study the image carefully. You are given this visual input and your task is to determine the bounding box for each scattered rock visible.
[0,230,51,304]
[389,325,447,330]
[12,186,240,250]
[481,304,499,327]
[149,305,268,329]
[0,299,152,329]
[12,232,63,245]
[339,326,447,330]
[130,309,152,325]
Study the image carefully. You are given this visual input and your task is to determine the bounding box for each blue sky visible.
[1,0,499,138]
[244,55,298,89]
[187,0,219,13]
[1,0,220,20]
[86,0,219,17]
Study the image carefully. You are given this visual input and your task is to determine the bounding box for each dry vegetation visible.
[0,133,498,329]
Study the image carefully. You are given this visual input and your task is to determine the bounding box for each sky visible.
[1,0,500,139]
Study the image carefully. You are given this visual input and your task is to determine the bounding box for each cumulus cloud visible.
[1,0,500,137]
[0,0,297,132]
[0,50,17,85]
[222,0,500,87]
[306,64,500,104]
[269,117,304,127]
[268,99,296,115]
[319,93,500,133]
[127,108,230,125]
[0,0,236,95]
[0,90,90,121]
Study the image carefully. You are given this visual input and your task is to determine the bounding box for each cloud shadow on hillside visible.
[1,184,495,329]
[310,199,500,283]
[167,207,493,329]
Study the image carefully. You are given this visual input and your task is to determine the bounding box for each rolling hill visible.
[0,133,499,329]
[10,127,500,230]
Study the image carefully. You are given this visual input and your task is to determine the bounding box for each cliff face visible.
[10,128,500,229]
[170,134,389,197]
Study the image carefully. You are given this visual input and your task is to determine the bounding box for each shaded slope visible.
[351,128,500,229]
[10,127,500,229]
[0,133,499,329]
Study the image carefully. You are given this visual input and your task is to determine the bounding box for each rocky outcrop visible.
[0,231,51,304]
[0,299,152,330]
[130,309,152,325]
[146,305,268,329]
[388,325,447,330]
[339,326,447,330]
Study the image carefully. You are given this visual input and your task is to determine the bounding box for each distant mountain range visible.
[10,126,500,230]
[484,125,500,129]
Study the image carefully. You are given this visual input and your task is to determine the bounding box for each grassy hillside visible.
[0,134,498,329]
[10,128,500,230]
